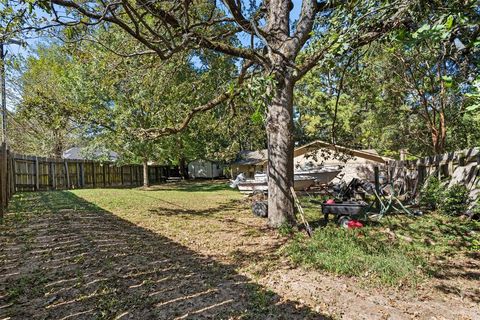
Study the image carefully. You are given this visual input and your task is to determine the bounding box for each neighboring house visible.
[62,147,119,161]
[290,140,392,182]
[188,159,225,179]
[234,141,392,182]
[230,149,268,178]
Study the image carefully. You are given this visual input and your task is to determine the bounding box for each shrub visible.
[438,184,470,216]
[419,176,443,210]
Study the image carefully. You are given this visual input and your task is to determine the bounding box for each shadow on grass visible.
[1,191,328,319]
[144,180,233,192]
[146,198,242,217]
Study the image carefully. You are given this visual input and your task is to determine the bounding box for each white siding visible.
[188,160,223,178]
[294,148,385,182]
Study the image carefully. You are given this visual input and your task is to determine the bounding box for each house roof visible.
[62,147,119,161]
[232,149,268,165]
[360,149,379,156]
[292,140,391,164]
[255,141,391,166]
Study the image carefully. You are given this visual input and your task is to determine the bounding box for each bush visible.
[419,176,443,210]
[438,184,470,216]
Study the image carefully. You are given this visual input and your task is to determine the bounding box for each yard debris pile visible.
[246,173,421,232]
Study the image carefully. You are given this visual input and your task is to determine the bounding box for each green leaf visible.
[441,75,453,87]
[444,15,454,30]
[251,110,263,124]
[466,105,480,112]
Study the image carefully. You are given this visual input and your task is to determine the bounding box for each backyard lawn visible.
[1,181,479,319]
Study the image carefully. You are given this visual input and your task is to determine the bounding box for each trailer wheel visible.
[252,200,268,218]
[338,216,351,228]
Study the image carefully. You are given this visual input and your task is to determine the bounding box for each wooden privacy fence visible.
[0,143,11,220]
[387,147,480,203]
[0,144,181,219]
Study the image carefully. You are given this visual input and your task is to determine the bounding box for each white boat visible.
[237,180,268,193]
[293,175,316,190]
[256,168,340,186]
[237,174,316,193]
[295,168,341,184]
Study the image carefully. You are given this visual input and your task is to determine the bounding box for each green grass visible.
[285,226,427,286]
[283,196,480,286]
[8,181,240,218]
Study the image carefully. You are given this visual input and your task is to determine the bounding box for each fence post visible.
[458,153,465,167]
[34,156,39,191]
[418,158,426,186]
[48,161,52,190]
[80,162,85,188]
[6,148,11,206]
[92,162,96,188]
[130,166,134,186]
[9,154,14,195]
[52,162,57,190]
[0,143,7,221]
[75,162,80,188]
[136,166,140,185]
[374,166,380,209]
[102,164,106,187]
[12,155,16,192]
[64,160,70,189]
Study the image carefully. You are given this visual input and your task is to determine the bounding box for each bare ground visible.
[1,184,479,319]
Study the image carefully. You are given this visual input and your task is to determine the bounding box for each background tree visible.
[11,44,81,157]
[63,29,244,184]
[295,7,479,157]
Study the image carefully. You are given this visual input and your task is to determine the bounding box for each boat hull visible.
[295,170,341,184]
[238,176,316,193]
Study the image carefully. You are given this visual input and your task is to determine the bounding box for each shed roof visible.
[232,149,268,165]
[255,141,392,166]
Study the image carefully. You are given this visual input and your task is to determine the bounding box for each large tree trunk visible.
[179,157,188,180]
[430,113,447,155]
[53,130,64,159]
[267,74,295,227]
[438,111,447,153]
[142,159,149,188]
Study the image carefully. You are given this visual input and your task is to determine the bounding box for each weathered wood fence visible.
[388,147,480,203]
[0,143,181,219]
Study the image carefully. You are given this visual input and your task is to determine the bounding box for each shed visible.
[230,149,268,178]
[188,159,225,179]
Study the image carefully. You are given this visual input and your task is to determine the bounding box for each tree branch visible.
[137,61,254,140]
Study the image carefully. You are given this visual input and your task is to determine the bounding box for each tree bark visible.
[142,158,149,188]
[438,111,446,153]
[267,74,296,227]
[179,157,188,180]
